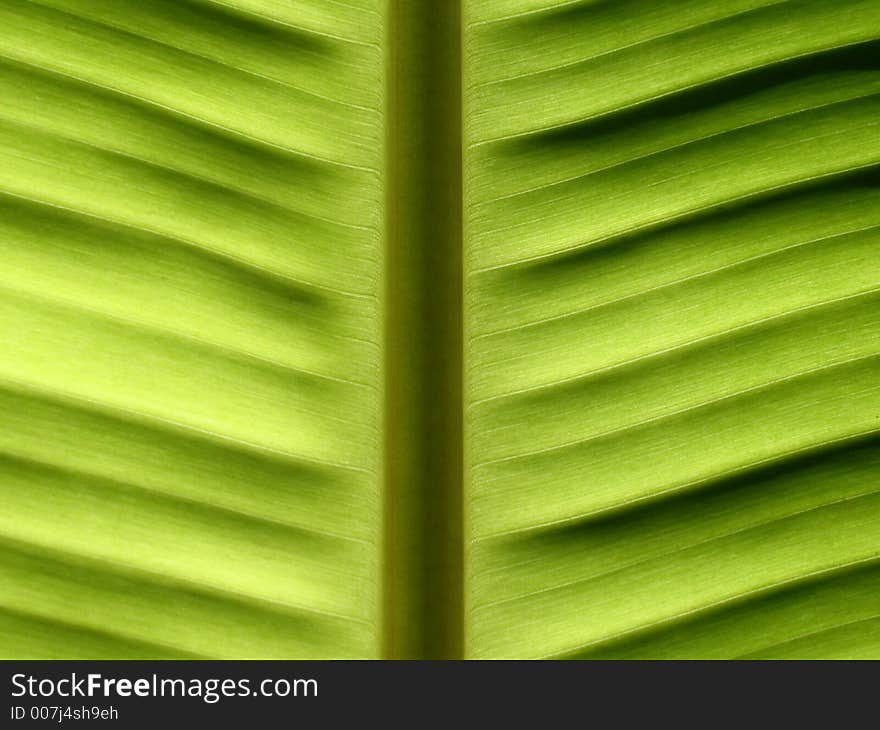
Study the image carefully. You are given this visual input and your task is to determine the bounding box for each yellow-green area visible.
[1,0,879,660]
[463,0,880,658]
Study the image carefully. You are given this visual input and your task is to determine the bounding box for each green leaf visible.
[0,0,383,658]
[2,0,879,660]
[463,0,880,658]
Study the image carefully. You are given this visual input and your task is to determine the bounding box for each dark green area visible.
[384,0,463,659]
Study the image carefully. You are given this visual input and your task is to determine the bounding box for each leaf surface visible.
[0,0,384,659]
[463,0,880,659]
